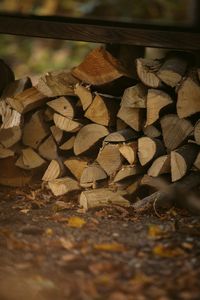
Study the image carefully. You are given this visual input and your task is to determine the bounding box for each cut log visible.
[161,114,194,150]
[194,152,200,170]
[80,163,107,188]
[119,142,138,165]
[157,53,188,87]
[97,144,124,176]
[22,110,49,149]
[145,89,173,126]
[113,165,143,183]
[136,58,162,88]
[148,154,171,177]
[59,136,75,151]
[104,128,139,143]
[42,159,64,181]
[36,70,79,97]
[84,94,119,126]
[50,125,63,145]
[79,188,130,210]
[138,137,165,166]
[1,77,32,99]
[48,176,80,196]
[121,83,147,108]
[116,118,128,131]
[117,106,145,131]
[53,113,83,133]
[7,87,48,114]
[177,73,200,118]
[143,125,161,138]
[74,84,93,110]
[72,46,131,86]
[171,143,199,182]
[47,96,75,118]
[0,126,22,148]
[74,124,109,156]
[0,144,14,158]
[194,120,200,145]
[38,135,58,160]
[64,157,89,180]
[15,148,46,170]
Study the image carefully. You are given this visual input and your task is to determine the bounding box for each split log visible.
[53,113,83,133]
[119,142,138,165]
[104,128,139,143]
[84,94,119,126]
[121,83,147,108]
[38,135,58,160]
[148,154,171,177]
[157,53,188,87]
[171,143,199,182]
[117,106,145,131]
[194,152,200,170]
[80,163,107,188]
[97,143,124,176]
[79,188,130,210]
[177,72,200,118]
[48,176,80,196]
[1,77,32,99]
[42,159,64,181]
[138,137,165,166]
[136,58,162,88]
[36,70,79,97]
[22,110,49,149]
[50,125,63,145]
[74,124,109,156]
[59,136,75,151]
[113,165,143,183]
[194,120,200,145]
[72,46,131,86]
[47,96,76,118]
[15,148,46,170]
[7,87,48,114]
[0,126,22,148]
[116,118,128,131]
[0,144,14,158]
[160,114,194,150]
[74,84,93,110]
[64,157,89,180]
[145,89,173,126]
[143,125,161,138]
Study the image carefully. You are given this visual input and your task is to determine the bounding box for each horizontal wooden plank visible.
[0,14,200,49]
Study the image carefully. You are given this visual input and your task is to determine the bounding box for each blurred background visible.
[0,0,198,78]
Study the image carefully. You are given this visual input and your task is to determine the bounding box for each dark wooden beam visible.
[0,14,200,50]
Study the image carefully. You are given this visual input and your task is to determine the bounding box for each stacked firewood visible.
[0,47,199,210]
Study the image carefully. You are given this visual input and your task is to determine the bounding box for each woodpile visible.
[0,46,199,211]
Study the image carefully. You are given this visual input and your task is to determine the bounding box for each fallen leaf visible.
[153,244,185,257]
[59,237,74,250]
[148,224,169,239]
[94,242,126,252]
[68,216,86,228]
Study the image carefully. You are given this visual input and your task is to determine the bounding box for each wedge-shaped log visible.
[143,125,161,138]
[171,144,199,182]
[47,96,75,118]
[80,163,107,188]
[177,72,200,118]
[194,120,200,145]
[74,84,93,111]
[136,58,162,88]
[72,47,131,85]
[117,106,145,131]
[104,128,139,143]
[79,188,130,210]
[119,142,138,165]
[53,113,82,133]
[15,148,46,170]
[42,159,64,182]
[36,70,79,97]
[38,135,58,161]
[138,137,165,166]
[48,176,80,196]
[0,144,14,158]
[145,89,173,126]
[7,87,48,114]
[59,136,75,151]
[113,165,143,183]
[74,124,109,156]
[50,125,63,145]
[161,114,194,150]
[22,110,49,149]
[84,94,119,126]
[148,154,171,177]
[64,157,89,181]
[121,83,147,108]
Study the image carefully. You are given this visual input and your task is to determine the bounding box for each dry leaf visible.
[68,216,86,228]
[59,237,74,250]
[148,224,169,239]
[153,244,185,257]
[94,242,126,252]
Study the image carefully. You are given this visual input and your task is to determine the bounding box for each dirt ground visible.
[0,184,200,300]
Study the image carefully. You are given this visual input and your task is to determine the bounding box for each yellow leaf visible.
[68,216,86,228]
[148,224,168,239]
[153,244,185,257]
[94,243,125,252]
